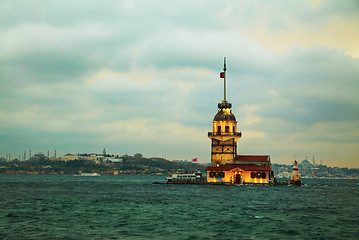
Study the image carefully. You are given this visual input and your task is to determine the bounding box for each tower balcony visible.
[218,102,232,109]
[208,132,242,142]
[208,132,241,137]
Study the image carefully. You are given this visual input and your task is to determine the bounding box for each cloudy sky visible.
[1,0,358,167]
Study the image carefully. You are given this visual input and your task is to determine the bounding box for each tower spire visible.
[223,57,227,101]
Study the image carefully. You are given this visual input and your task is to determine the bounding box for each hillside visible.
[0,154,206,175]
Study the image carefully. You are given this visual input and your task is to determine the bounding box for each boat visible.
[166,171,204,183]
[80,173,100,176]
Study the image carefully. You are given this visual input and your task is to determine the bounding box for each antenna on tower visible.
[224,57,227,101]
[220,57,227,102]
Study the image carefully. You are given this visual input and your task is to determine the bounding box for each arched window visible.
[225,126,229,133]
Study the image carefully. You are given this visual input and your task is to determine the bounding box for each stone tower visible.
[208,58,241,166]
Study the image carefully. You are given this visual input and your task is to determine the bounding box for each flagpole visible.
[223,57,227,101]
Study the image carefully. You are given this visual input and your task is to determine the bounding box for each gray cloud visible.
[264,96,359,125]
[1,0,358,167]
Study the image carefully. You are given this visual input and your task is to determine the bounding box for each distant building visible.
[106,157,123,163]
[32,152,48,160]
[299,159,313,168]
[60,154,80,161]
[60,153,104,163]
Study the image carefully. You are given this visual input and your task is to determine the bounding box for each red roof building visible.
[206,163,274,184]
[235,155,270,162]
[206,164,271,172]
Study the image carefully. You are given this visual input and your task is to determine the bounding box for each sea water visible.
[0,175,358,240]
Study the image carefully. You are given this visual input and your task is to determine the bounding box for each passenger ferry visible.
[167,171,204,182]
[80,173,100,176]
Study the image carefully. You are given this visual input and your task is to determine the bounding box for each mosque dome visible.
[213,108,236,121]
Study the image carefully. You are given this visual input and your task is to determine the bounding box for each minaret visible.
[208,58,241,166]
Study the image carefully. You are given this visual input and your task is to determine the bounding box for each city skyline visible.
[1,1,358,168]
[1,149,331,167]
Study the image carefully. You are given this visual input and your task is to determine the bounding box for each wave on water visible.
[0,175,358,239]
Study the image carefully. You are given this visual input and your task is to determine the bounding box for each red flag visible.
[220,72,225,78]
[192,158,198,163]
